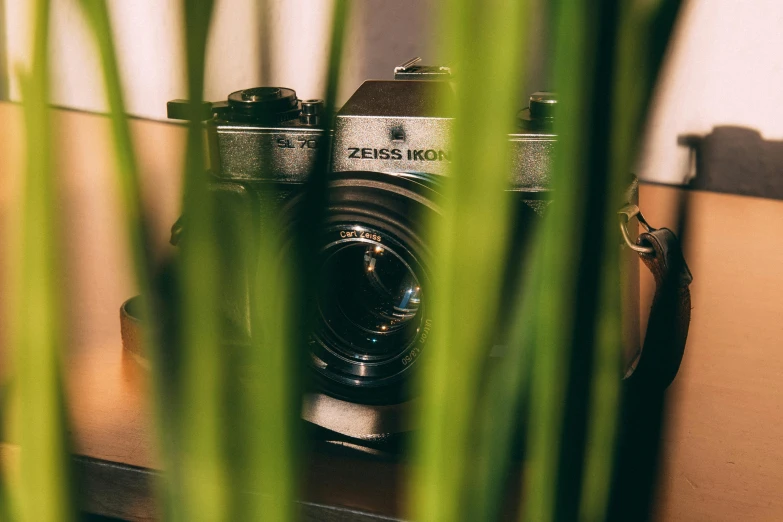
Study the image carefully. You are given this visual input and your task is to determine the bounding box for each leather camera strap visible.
[624,227,693,389]
[608,226,692,521]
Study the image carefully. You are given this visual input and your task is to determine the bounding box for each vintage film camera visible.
[168,59,555,384]
[156,58,652,442]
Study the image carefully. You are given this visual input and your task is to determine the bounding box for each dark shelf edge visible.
[74,454,406,522]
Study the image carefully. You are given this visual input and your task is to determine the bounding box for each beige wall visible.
[2,0,438,119]
[5,0,783,187]
[639,0,783,185]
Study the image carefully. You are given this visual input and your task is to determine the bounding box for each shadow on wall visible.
[679,126,783,201]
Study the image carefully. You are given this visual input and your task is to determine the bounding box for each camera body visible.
[191,66,555,189]
[168,62,563,407]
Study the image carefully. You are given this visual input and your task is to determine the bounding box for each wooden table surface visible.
[2,103,783,521]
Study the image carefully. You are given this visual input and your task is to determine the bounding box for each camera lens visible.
[316,233,423,362]
[283,171,440,401]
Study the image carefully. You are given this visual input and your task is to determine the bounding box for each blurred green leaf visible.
[411,1,527,521]
[173,1,225,521]
[76,0,172,516]
[7,0,75,520]
[518,1,682,521]
[255,2,346,520]
[0,381,16,520]
[240,2,349,519]
[238,225,296,521]
[76,0,152,288]
[76,0,156,330]
[521,1,616,520]
[580,2,681,521]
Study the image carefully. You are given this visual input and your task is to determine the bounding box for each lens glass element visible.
[317,235,423,362]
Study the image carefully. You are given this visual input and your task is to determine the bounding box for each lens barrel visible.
[284,172,440,403]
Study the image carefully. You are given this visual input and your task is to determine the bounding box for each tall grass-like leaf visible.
[578,256,623,522]
[295,0,349,248]
[174,1,224,520]
[411,1,527,521]
[521,1,613,520]
[519,1,682,521]
[0,437,11,521]
[6,0,75,520]
[466,268,540,522]
[76,0,153,291]
[580,2,681,521]
[238,226,295,521]
[75,0,173,516]
[227,2,292,520]
[239,2,349,520]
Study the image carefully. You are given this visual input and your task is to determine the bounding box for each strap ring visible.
[619,204,655,254]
